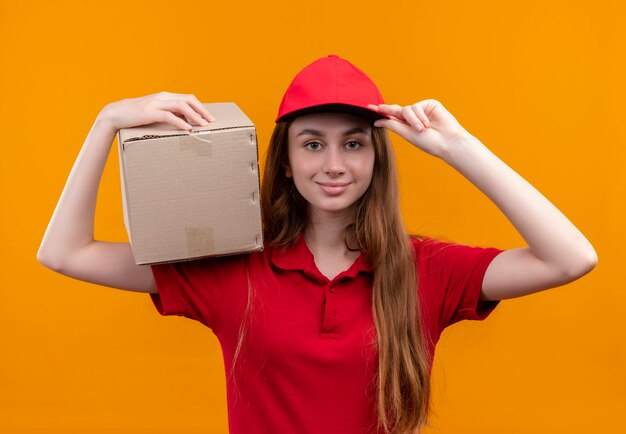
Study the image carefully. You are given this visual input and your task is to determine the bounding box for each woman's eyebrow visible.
[296,127,368,137]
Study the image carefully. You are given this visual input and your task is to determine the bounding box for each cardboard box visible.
[117,102,263,265]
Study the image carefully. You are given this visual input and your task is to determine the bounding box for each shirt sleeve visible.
[149,253,248,331]
[415,236,505,334]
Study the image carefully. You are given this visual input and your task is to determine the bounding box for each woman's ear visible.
[284,164,292,178]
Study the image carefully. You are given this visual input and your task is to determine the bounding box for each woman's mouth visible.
[317,182,350,195]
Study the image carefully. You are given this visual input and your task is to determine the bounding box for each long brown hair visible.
[230,115,433,433]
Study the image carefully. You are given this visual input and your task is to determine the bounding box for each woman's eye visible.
[345,140,362,149]
[305,141,322,150]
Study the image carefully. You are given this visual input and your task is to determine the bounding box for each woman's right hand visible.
[97,91,216,133]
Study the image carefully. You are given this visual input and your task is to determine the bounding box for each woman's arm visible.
[36,116,158,292]
[37,92,214,293]
[368,100,597,300]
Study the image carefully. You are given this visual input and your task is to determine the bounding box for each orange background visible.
[1,0,624,432]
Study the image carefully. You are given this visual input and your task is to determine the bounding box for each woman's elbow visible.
[566,250,598,280]
[37,247,64,271]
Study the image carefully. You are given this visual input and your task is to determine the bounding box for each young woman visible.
[38,54,598,434]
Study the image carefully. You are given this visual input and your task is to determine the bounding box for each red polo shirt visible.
[150,234,504,434]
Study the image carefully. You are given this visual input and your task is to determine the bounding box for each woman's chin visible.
[308,201,357,216]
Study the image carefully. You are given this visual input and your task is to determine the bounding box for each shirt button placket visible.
[321,281,340,333]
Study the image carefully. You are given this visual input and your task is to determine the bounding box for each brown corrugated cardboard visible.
[117,102,263,265]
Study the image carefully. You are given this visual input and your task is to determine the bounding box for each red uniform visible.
[150,234,504,434]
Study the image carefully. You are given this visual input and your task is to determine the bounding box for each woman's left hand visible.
[367,99,470,159]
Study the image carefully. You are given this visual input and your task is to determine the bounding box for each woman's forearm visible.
[440,132,597,274]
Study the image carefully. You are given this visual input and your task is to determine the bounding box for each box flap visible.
[118,102,255,145]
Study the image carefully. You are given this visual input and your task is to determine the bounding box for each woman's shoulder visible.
[408,234,461,259]
[408,233,504,267]
[158,246,265,273]
[408,233,436,249]
[409,233,464,247]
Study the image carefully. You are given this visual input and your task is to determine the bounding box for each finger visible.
[401,106,424,131]
[160,100,209,126]
[157,93,214,123]
[375,117,415,138]
[411,103,430,128]
[376,104,407,122]
[159,110,193,130]
[185,94,216,122]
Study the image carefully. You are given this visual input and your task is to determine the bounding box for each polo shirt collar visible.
[269,232,373,280]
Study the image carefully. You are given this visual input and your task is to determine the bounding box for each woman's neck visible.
[304,207,355,256]
[303,207,362,281]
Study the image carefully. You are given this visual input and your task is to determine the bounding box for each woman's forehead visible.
[289,112,370,135]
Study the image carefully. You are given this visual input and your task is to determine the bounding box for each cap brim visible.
[276,103,390,124]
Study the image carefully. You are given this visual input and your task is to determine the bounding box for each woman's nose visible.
[323,146,346,176]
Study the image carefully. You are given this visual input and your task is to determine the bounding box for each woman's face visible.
[286,112,375,217]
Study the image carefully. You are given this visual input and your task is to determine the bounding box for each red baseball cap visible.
[275,54,391,124]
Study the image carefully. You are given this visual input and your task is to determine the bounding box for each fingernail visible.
[200,118,209,125]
